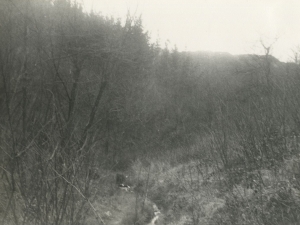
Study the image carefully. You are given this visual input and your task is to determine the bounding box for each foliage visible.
[0,0,155,224]
[1,0,300,224]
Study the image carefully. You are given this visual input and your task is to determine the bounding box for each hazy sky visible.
[81,0,300,62]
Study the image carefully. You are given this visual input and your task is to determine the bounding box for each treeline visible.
[1,0,300,224]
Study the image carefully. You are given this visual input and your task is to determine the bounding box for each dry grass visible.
[0,176,23,225]
[2,142,300,225]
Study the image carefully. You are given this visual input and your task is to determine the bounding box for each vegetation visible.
[0,0,300,224]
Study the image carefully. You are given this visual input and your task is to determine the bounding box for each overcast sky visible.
[80,0,300,62]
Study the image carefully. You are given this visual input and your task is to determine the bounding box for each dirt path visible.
[109,191,137,225]
[92,189,161,225]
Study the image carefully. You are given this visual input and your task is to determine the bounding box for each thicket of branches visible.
[1,0,300,224]
[0,0,157,224]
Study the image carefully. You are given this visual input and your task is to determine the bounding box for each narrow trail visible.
[99,189,161,225]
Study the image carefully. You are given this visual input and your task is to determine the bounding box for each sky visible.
[80,0,300,62]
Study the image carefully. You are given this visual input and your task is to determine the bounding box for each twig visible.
[52,168,105,225]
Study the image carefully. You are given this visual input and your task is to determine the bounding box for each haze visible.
[81,0,300,62]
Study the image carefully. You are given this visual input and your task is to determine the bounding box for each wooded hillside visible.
[1,1,300,224]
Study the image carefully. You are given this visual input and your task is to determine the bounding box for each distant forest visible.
[1,1,300,224]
